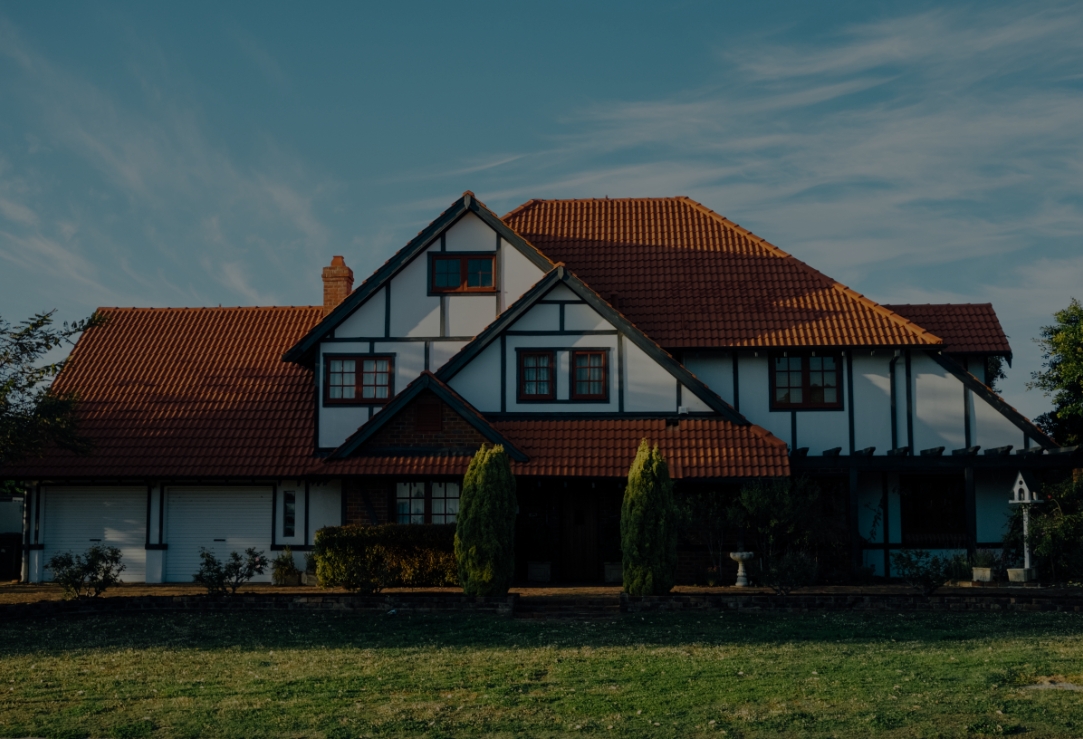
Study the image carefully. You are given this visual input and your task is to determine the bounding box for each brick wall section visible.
[364,390,487,452]
[343,479,392,525]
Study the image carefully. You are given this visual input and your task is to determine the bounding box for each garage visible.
[42,487,147,582]
[163,487,273,583]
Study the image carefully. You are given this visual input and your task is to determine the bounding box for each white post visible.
[1022,505,1031,571]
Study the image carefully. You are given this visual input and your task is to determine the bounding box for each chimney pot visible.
[322,255,354,315]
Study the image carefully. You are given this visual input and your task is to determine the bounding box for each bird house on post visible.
[1008,470,1042,583]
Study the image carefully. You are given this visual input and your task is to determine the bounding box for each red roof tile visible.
[5,306,324,479]
[503,197,942,349]
[497,418,789,478]
[883,304,1011,356]
[324,418,789,479]
[6,307,787,480]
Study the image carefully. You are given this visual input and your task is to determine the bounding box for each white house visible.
[7,192,1077,583]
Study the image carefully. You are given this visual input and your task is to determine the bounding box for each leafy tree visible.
[455,444,517,596]
[194,547,268,595]
[1028,298,1083,445]
[1,310,105,466]
[621,439,678,595]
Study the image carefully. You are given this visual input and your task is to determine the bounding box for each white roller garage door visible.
[164,487,273,583]
[43,487,146,582]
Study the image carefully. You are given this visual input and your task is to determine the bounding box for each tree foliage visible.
[1003,477,1083,583]
[1,310,105,466]
[45,545,126,599]
[455,444,517,596]
[621,439,678,595]
[1028,298,1083,445]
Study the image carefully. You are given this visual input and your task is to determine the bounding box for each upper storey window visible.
[518,351,556,401]
[430,253,496,294]
[571,350,608,401]
[770,354,841,410]
[325,355,394,405]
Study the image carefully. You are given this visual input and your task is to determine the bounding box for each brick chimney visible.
[322,256,354,315]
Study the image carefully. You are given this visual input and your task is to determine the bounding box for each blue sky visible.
[1,2,1081,420]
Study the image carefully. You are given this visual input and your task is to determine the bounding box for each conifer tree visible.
[621,438,678,595]
[455,444,517,596]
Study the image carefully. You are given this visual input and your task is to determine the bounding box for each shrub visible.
[194,547,267,595]
[455,444,517,596]
[314,524,457,593]
[45,545,125,599]
[621,439,678,595]
[752,551,818,595]
[944,553,972,582]
[972,548,1000,569]
[891,549,949,595]
[271,547,301,585]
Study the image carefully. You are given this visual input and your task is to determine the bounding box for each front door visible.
[559,488,598,582]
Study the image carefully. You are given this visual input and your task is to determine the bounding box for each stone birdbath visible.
[729,551,754,588]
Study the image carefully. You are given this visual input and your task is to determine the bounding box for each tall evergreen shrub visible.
[455,444,517,596]
[621,438,678,595]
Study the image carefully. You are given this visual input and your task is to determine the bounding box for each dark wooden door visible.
[559,490,599,582]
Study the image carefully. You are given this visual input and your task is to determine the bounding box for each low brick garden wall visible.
[620,591,1083,613]
[0,592,518,620]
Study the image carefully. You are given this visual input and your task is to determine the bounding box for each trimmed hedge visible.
[313,524,458,593]
[455,445,517,596]
[621,438,678,595]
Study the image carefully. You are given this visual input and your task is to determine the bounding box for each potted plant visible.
[971,549,998,583]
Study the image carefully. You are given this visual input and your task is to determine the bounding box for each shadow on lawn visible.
[0,610,1079,657]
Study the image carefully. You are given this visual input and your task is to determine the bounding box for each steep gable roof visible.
[283,192,553,364]
[503,197,942,350]
[328,372,528,461]
[434,265,748,424]
[884,304,1011,358]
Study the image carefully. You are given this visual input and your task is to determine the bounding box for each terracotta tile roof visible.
[497,418,788,478]
[503,197,942,349]
[5,306,324,479]
[883,304,1011,356]
[6,306,787,480]
[325,418,789,479]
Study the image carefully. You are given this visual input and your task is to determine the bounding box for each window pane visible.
[434,259,460,289]
[789,372,803,387]
[823,356,836,370]
[467,258,493,288]
[330,359,342,372]
[824,387,837,403]
[809,386,824,404]
[330,386,342,399]
[790,388,802,403]
[283,491,296,538]
[776,388,790,402]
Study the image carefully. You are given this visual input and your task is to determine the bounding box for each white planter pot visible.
[1007,567,1037,583]
[604,562,623,584]
[527,561,552,583]
[972,567,994,583]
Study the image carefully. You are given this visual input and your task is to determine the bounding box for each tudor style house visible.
[8,192,1080,584]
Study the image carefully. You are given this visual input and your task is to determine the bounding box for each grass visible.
[1,611,1082,738]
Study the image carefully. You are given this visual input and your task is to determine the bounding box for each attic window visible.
[430,253,496,294]
[415,399,443,432]
[518,351,555,401]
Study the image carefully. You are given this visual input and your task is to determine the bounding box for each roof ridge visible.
[675,196,944,346]
[96,305,322,312]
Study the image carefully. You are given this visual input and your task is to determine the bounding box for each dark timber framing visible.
[328,371,528,462]
[284,192,553,364]
[924,350,1056,449]
[435,267,747,424]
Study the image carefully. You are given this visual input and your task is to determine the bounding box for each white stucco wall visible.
[682,352,733,406]
[447,341,503,412]
[336,287,386,337]
[444,212,495,252]
[389,247,441,337]
[912,352,967,452]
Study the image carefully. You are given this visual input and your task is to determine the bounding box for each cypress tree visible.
[621,438,678,595]
[455,444,517,596]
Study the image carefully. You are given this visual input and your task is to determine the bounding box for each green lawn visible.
[1,610,1082,738]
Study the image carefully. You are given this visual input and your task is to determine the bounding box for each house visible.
[8,192,1079,584]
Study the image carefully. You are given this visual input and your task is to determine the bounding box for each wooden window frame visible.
[323,353,395,406]
[768,352,843,411]
[428,252,497,294]
[517,349,557,402]
[570,349,609,402]
[394,480,461,525]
